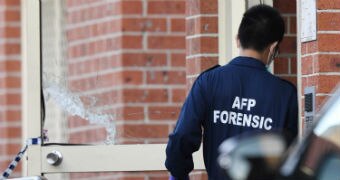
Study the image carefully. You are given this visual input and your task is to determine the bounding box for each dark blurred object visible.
[218,133,286,180]
[218,86,340,180]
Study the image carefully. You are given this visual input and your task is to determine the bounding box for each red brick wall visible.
[273,0,297,86]
[186,0,219,92]
[0,0,21,177]
[185,0,218,179]
[301,0,340,128]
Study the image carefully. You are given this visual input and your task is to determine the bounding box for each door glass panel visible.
[41,0,185,146]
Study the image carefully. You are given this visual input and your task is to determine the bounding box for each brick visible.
[274,0,296,13]
[77,70,144,88]
[122,88,169,103]
[1,0,20,6]
[116,176,145,180]
[3,109,21,121]
[172,88,186,103]
[148,106,181,120]
[274,57,289,74]
[68,3,118,24]
[318,12,340,31]
[121,53,167,67]
[290,57,297,74]
[200,37,218,53]
[120,0,143,15]
[301,76,317,95]
[148,1,185,15]
[186,56,218,76]
[289,16,297,34]
[0,93,21,105]
[118,124,169,138]
[0,126,21,138]
[0,43,20,55]
[3,9,20,22]
[0,76,20,88]
[284,16,290,34]
[171,18,185,32]
[187,16,218,36]
[67,20,120,41]
[187,0,218,15]
[317,75,340,93]
[318,0,340,9]
[315,95,329,112]
[1,143,21,156]
[301,41,318,54]
[149,175,168,180]
[69,127,106,143]
[318,34,340,52]
[80,90,120,106]
[0,61,20,72]
[187,37,218,55]
[115,139,145,144]
[199,16,218,34]
[279,36,297,54]
[122,18,167,32]
[87,70,144,87]
[147,70,186,85]
[189,171,208,180]
[0,26,20,38]
[68,116,90,128]
[122,35,143,49]
[148,171,169,180]
[171,53,186,67]
[301,56,314,75]
[148,35,185,50]
[115,106,144,121]
[314,54,340,72]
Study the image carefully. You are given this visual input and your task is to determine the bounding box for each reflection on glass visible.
[314,92,340,147]
[316,154,340,180]
[41,0,120,145]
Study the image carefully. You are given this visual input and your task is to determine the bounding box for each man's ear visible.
[236,35,240,48]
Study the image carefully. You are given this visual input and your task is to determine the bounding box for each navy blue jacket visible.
[165,56,298,180]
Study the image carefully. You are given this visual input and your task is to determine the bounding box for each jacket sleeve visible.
[284,88,298,145]
[165,76,208,179]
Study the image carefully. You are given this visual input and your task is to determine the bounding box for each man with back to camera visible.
[165,4,298,180]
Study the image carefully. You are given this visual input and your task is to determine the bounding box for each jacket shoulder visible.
[199,64,221,77]
[279,78,297,90]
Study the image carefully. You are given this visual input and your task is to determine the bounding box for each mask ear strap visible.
[266,46,279,68]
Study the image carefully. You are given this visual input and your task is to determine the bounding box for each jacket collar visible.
[228,56,267,71]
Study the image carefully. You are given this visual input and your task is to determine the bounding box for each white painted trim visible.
[318,31,340,34]
[297,0,303,140]
[186,34,218,40]
[41,144,204,173]
[21,0,42,176]
[185,14,218,20]
[186,53,219,59]
[317,9,340,13]
[218,0,245,65]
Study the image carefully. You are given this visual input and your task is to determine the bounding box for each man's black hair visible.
[238,4,285,52]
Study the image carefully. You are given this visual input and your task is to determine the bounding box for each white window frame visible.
[21,0,204,176]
